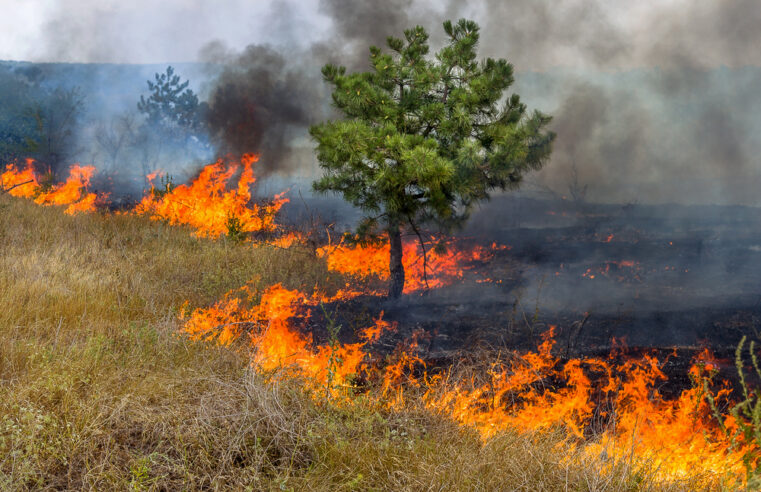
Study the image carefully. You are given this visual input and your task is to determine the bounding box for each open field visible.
[0,193,745,491]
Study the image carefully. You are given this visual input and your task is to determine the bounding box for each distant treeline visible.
[0,61,214,195]
[0,63,84,169]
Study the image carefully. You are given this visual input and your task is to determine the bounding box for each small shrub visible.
[225,213,247,243]
[706,336,761,485]
[150,174,175,198]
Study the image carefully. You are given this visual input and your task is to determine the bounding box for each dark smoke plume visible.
[316,0,418,68]
[203,44,321,174]
[201,0,425,174]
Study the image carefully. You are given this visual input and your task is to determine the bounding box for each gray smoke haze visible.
[519,68,761,205]
[465,0,761,204]
[200,0,424,171]
[473,0,761,70]
[4,0,761,205]
[196,0,761,205]
[202,43,322,174]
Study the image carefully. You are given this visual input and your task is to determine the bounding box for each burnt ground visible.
[302,195,761,393]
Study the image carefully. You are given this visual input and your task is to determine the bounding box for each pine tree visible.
[311,19,555,298]
[137,66,204,135]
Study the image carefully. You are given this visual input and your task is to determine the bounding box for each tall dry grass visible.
[0,194,730,490]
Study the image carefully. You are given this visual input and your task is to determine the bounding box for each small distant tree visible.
[137,66,205,136]
[94,112,139,173]
[32,87,86,170]
[310,19,555,298]
[136,66,210,178]
[0,68,84,171]
[0,70,40,163]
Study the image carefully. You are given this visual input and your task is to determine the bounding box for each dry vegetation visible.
[0,194,728,490]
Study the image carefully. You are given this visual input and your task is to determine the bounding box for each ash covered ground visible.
[285,193,761,388]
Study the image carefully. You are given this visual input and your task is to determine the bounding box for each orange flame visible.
[34,165,100,215]
[4,153,752,486]
[134,154,288,238]
[183,282,397,399]
[3,160,102,214]
[318,237,499,294]
[182,281,753,485]
[1,159,38,197]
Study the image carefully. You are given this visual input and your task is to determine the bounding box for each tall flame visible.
[134,154,287,238]
[3,153,755,486]
[2,160,102,214]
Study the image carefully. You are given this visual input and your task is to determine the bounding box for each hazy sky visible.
[3,0,761,205]
[0,0,322,64]
[2,0,760,70]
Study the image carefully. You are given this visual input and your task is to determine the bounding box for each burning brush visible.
[3,153,760,487]
[2,160,105,215]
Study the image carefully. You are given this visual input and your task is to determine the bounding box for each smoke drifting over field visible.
[197,0,761,205]
[4,0,761,204]
[200,0,424,173]
[202,44,320,175]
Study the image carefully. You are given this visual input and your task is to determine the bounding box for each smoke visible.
[316,0,420,68]
[519,67,761,205]
[4,0,761,204]
[472,0,761,71]
[200,0,427,173]
[195,0,761,205]
[202,44,321,174]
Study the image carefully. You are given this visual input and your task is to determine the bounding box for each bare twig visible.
[0,180,34,194]
[407,216,430,291]
[565,312,591,358]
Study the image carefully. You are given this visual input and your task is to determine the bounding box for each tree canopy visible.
[137,66,205,135]
[0,69,84,172]
[134,65,211,178]
[311,19,555,297]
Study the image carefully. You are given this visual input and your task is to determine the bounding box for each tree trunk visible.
[388,222,405,298]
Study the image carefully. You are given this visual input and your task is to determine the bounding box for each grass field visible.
[0,193,734,491]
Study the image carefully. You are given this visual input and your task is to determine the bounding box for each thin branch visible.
[0,180,34,194]
[407,216,430,291]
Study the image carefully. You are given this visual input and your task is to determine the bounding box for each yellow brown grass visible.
[0,194,728,490]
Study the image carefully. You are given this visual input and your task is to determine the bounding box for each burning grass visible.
[1,157,758,489]
[2,160,104,215]
[182,278,754,488]
[134,153,288,238]
[0,192,717,491]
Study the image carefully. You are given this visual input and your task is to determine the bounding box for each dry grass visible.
[0,194,731,490]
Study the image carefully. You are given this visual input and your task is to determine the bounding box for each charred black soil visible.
[299,195,761,395]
